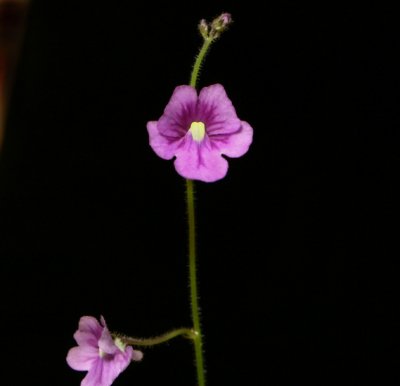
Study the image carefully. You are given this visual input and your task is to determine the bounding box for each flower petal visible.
[98,326,118,355]
[66,345,99,371]
[174,137,228,182]
[74,316,103,347]
[100,315,107,328]
[147,121,184,160]
[81,359,103,386]
[81,346,133,386]
[157,85,197,137]
[213,120,253,158]
[198,84,241,135]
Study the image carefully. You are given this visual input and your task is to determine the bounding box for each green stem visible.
[186,179,205,386]
[187,35,215,386]
[116,328,197,347]
[190,38,213,88]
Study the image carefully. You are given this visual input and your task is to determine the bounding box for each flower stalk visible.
[115,328,197,347]
[186,178,205,386]
[186,13,233,386]
[190,37,213,89]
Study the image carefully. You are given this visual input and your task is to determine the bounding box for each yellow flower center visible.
[189,121,206,142]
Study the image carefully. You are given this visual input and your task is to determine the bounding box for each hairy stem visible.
[186,178,205,386]
[190,38,213,89]
[115,328,197,347]
[187,33,217,386]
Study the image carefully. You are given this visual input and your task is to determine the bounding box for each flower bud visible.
[211,12,232,34]
[198,19,209,39]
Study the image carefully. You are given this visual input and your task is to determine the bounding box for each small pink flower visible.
[67,316,143,386]
[147,84,253,182]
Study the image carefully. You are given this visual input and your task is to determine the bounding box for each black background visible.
[1,1,399,386]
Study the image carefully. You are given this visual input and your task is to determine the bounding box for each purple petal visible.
[147,121,184,160]
[66,345,99,371]
[158,85,197,137]
[198,84,241,135]
[74,316,103,347]
[100,315,107,328]
[213,120,253,158]
[81,359,104,386]
[174,137,228,182]
[81,346,133,386]
[98,326,118,355]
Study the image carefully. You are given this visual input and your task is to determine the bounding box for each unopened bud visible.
[198,19,209,39]
[198,12,233,41]
[211,12,232,35]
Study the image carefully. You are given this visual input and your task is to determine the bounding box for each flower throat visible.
[189,121,206,142]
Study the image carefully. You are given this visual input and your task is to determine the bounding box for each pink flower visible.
[67,316,143,386]
[147,84,253,182]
